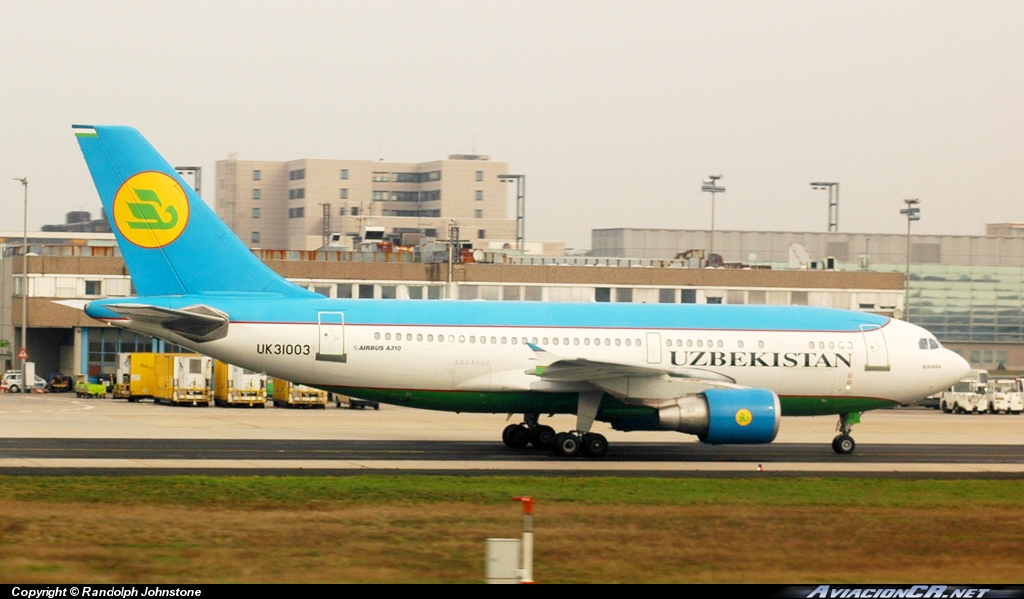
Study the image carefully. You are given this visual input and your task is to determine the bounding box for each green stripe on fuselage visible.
[321,387,896,419]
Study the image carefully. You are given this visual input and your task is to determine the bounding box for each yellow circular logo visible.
[735,409,753,427]
[112,171,190,249]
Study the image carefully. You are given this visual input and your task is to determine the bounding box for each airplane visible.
[69,124,971,457]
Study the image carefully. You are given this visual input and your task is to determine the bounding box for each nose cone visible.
[947,349,971,382]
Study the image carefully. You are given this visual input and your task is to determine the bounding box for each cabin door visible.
[317,311,347,363]
[860,324,890,371]
[646,332,662,364]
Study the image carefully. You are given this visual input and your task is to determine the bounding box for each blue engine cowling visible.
[701,388,780,444]
[656,388,780,444]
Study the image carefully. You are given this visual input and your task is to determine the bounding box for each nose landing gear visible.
[832,412,858,455]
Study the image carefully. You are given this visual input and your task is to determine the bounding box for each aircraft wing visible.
[526,343,736,385]
[102,303,230,342]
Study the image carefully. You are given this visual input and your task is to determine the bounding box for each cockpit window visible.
[928,339,939,349]
[919,339,928,350]
[919,338,941,350]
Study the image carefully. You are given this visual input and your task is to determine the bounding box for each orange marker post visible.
[512,496,534,583]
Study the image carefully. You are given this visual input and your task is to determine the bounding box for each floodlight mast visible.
[700,175,725,257]
[900,199,921,317]
[810,182,839,232]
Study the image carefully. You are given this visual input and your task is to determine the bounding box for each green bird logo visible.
[125,188,179,230]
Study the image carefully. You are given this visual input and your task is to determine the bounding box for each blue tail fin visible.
[73,125,315,298]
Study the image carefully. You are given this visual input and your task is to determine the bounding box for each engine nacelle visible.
[657,388,781,444]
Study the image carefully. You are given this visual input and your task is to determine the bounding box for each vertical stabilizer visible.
[73,125,315,298]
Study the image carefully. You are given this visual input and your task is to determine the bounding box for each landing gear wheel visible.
[832,434,856,455]
[581,433,608,457]
[552,432,581,457]
[502,424,530,449]
[529,425,556,449]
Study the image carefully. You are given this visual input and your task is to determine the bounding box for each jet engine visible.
[657,388,781,444]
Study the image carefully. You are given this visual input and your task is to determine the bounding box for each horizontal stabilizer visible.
[104,303,229,342]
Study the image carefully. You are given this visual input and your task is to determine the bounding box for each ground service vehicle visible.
[154,354,212,406]
[213,360,266,407]
[987,378,1024,414]
[332,393,380,410]
[271,377,327,409]
[112,352,160,401]
[70,125,973,456]
[941,369,990,414]
[2,369,47,393]
[74,374,108,398]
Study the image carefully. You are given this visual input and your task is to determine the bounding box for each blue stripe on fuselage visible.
[87,296,890,332]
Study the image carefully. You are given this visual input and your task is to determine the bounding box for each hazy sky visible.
[1,1,1021,249]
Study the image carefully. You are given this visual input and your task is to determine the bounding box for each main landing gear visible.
[500,391,610,458]
[832,412,857,455]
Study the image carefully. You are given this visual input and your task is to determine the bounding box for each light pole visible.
[900,199,921,319]
[811,182,839,232]
[701,175,725,256]
[13,177,28,392]
[498,174,525,251]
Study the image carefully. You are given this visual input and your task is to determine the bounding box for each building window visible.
[476,171,483,182]
[85,280,102,296]
[475,210,483,219]
[707,296,723,304]
[372,172,389,182]
[288,207,305,218]
[475,190,483,201]
[289,168,305,181]
[340,169,348,180]
[253,170,261,181]
[596,288,611,303]
[251,231,260,243]
[680,289,697,304]
[424,228,437,237]
[252,188,260,200]
[336,284,352,299]
[478,229,486,239]
[252,208,261,219]
[289,188,305,200]
[358,284,374,299]
[659,289,675,303]
[616,288,633,303]
[372,191,389,201]
[340,188,348,199]
[351,207,359,216]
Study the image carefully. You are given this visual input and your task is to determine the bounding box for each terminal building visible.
[0,235,902,378]
[593,227,1024,370]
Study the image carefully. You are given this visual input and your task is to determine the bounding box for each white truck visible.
[987,378,1024,414]
[940,369,990,414]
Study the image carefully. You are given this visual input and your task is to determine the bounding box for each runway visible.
[0,393,1022,475]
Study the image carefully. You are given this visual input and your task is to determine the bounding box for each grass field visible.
[0,476,1022,583]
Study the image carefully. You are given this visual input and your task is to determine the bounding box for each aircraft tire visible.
[529,425,556,449]
[502,424,529,449]
[581,433,608,458]
[552,433,581,457]
[832,434,856,455]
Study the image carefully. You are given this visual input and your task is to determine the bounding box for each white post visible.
[513,496,534,583]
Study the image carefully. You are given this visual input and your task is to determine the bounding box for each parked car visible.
[2,370,48,393]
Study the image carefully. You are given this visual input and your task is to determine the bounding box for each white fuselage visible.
[109,313,967,411]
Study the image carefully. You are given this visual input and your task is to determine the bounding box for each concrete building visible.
[216,153,518,251]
